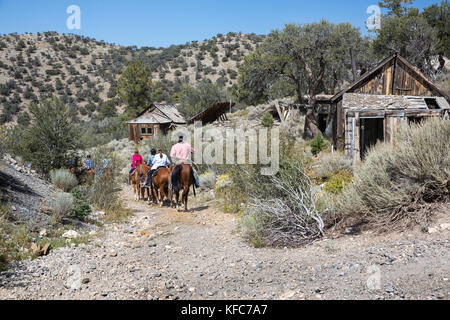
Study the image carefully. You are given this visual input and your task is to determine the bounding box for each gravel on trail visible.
[0,184,448,300]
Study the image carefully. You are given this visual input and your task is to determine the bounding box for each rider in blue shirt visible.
[84,155,93,170]
[147,148,156,166]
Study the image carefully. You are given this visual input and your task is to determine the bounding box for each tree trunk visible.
[350,48,357,82]
[303,97,321,140]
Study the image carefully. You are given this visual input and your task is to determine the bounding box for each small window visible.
[408,116,425,124]
[424,98,440,110]
[141,127,153,136]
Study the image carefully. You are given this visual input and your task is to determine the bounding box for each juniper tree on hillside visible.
[18,97,79,174]
[237,21,371,139]
[117,60,153,119]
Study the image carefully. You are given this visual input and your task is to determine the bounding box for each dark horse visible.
[169,163,196,212]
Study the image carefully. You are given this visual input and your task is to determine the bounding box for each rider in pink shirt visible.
[170,136,200,188]
[130,149,143,173]
[170,139,195,162]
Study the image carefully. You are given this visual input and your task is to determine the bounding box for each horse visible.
[132,164,152,201]
[71,166,111,184]
[169,163,196,212]
[150,167,170,207]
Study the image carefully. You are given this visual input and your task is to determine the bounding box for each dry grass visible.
[50,169,78,192]
[49,192,74,222]
[336,118,450,231]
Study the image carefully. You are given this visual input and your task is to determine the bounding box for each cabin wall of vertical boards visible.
[327,53,450,162]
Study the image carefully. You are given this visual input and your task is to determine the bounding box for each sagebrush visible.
[49,192,74,222]
[336,118,450,231]
[50,169,78,192]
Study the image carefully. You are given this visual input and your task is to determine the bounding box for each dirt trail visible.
[0,185,449,300]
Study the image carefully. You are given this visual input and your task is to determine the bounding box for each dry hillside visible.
[0,31,264,125]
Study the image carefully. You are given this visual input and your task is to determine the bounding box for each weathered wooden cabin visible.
[127,104,186,143]
[326,52,450,162]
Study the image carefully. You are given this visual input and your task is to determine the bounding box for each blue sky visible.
[0,0,442,47]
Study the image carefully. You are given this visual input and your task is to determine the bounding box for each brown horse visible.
[133,164,152,201]
[150,167,171,207]
[169,163,196,212]
[72,167,111,184]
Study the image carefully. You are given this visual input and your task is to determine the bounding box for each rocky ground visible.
[0,182,449,300]
[0,158,55,229]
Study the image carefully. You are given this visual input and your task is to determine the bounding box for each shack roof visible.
[342,93,450,111]
[127,104,186,125]
[188,102,235,124]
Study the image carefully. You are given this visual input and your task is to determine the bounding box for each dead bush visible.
[240,160,324,247]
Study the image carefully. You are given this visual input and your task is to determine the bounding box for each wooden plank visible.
[337,101,344,150]
[355,113,360,162]
[386,66,392,95]
[274,100,285,123]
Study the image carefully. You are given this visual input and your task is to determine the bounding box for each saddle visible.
[152,166,167,178]
[142,166,167,188]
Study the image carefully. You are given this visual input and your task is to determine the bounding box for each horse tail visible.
[171,165,183,192]
[190,166,196,197]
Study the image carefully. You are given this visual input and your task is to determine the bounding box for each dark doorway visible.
[318,114,328,134]
[360,118,384,159]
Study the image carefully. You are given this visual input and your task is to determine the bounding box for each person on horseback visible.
[84,155,93,171]
[128,149,143,184]
[147,148,157,166]
[169,136,200,188]
[97,158,110,177]
[145,148,170,186]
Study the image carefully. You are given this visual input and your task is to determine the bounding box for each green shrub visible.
[261,112,274,128]
[70,187,91,221]
[315,152,353,178]
[86,147,130,221]
[336,118,450,231]
[309,133,328,155]
[50,169,78,192]
[49,192,74,222]
[323,170,353,195]
[9,98,80,174]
